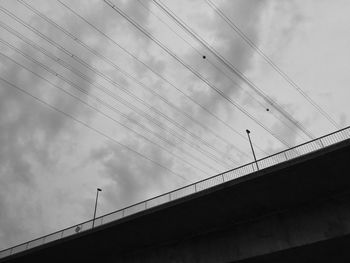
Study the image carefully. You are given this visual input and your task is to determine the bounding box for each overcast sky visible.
[0,0,349,250]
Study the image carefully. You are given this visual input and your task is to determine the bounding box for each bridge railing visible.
[1,126,349,259]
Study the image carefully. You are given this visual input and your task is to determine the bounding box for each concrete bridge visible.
[1,127,350,262]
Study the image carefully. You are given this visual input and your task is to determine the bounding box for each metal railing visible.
[1,126,349,259]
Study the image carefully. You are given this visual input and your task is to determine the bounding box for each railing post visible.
[284,152,288,161]
[221,174,225,183]
[194,183,197,193]
[319,139,324,148]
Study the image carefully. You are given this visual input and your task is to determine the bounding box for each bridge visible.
[1,127,350,262]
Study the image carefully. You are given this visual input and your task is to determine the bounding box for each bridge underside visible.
[2,139,350,262]
[235,233,350,263]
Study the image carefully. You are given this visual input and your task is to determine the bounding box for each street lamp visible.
[246,129,259,171]
[92,188,102,228]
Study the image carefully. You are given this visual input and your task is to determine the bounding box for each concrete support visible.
[119,193,350,262]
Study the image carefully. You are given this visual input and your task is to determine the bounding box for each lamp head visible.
[246,129,250,134]
[97,188,102,192]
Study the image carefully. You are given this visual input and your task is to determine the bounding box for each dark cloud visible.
[184,0,268,114]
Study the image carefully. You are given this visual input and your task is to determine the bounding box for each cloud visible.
[1,0,339,252]
[90,140,180,210]
[0,61,75,247]
[179,0,267,112]
[0,0,124,248]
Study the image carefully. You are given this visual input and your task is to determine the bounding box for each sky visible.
[0,0,349,250]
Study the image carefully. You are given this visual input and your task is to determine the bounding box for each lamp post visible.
[246,129,259,171]
[92,188,102,228]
